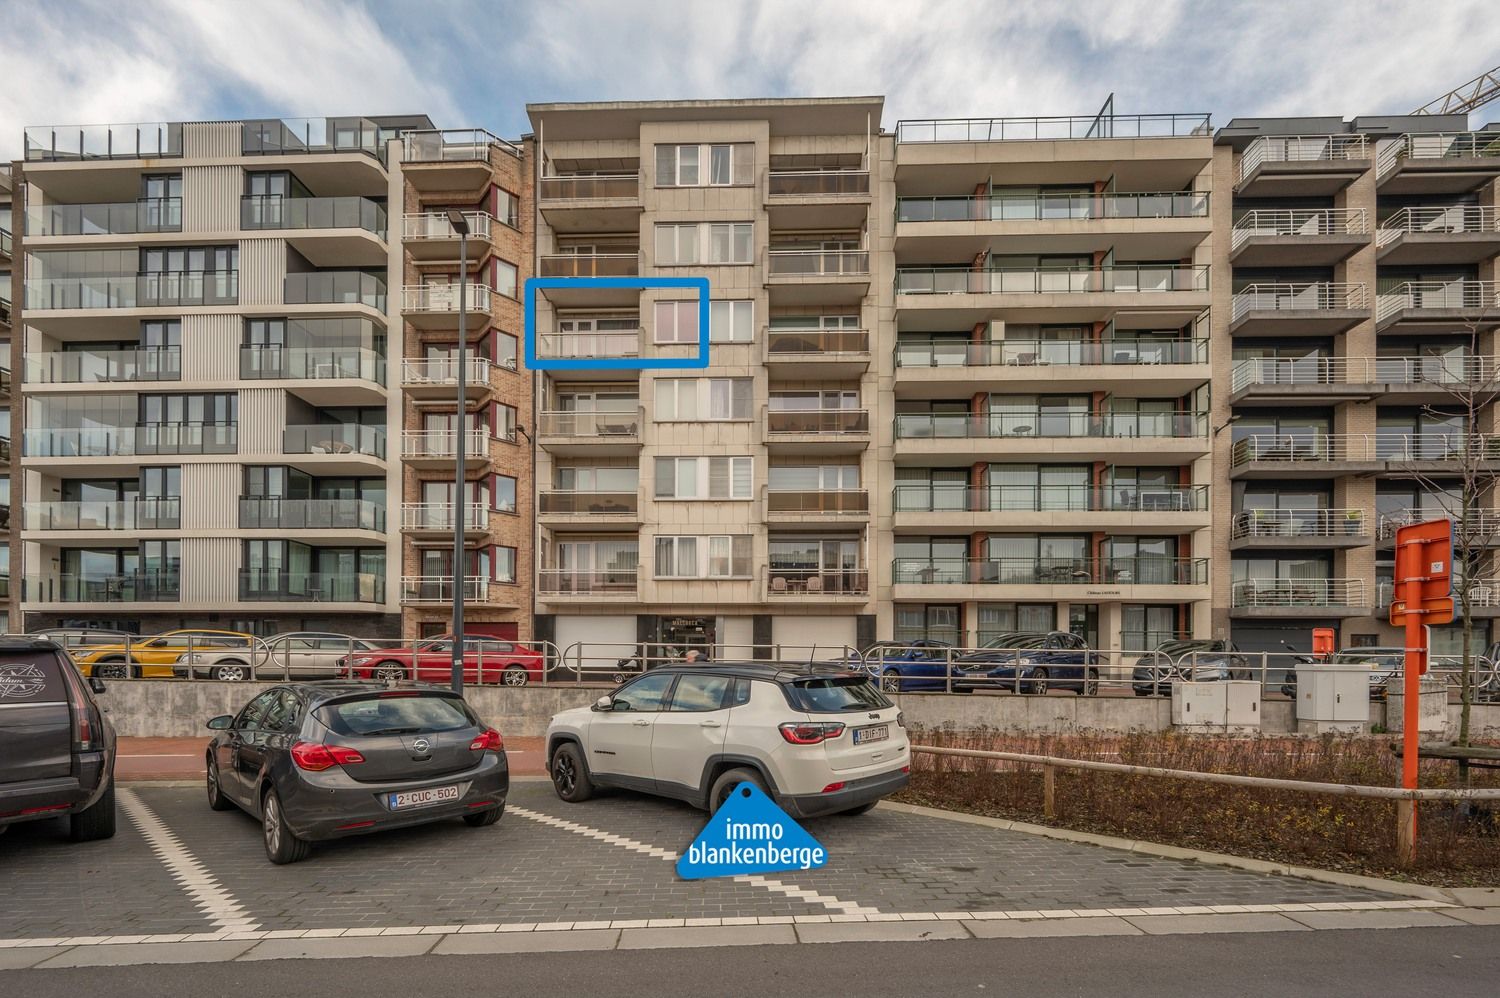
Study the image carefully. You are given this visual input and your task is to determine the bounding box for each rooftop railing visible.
[894,411,1208,439]
[242,117,389,164]
[1230,282,1367,321]
[1375,280,1500,322]
[895,114,1211,143]
[28,198,182,236]
[1230,508,1366,540]
[897,191,1208,222]
[897,264,1208,295]
[25,122,182,161]
[1236,135,1369,184]
[401,128,521,163]
[1376,205,1500,245]
[896,337,1207,368]
[1231,579,1367,608]
[891,483,1208,513]
[1230,208,1367,250]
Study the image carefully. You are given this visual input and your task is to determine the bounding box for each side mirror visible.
[89,677,108,695]
[592,695,614,712]
[207,714,234,731]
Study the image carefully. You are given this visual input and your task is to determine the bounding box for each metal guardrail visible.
[1375,280,1500,323]
[892,483,1208,514]
[536,329,643,360]
[1378,508,1500,541]
[536,408,642,440]
[895,114,1211,143]
[403,211,494,240]
[1230,208,1367,250]
[897,191,1208,222]
[896,338,1208,368]
[400,502,487,531]
[400,356,492,386]
[402,284,494,313]
[1237,134,1369,184]
[1230,282,1367,320]
[765,328,870,360]
[767,249,870,277]
[766,407,871,436]
[1230,508,1365,540]
[401,429,489,459]
[894,411,1208,440]
[1377,206,1500,246]
[1231,432,1500,465]
[1377,131,1500,179]
[893,557,1208,587]
[1229,355,1494,393]
[401,128,521,162]
[897,265,1208,295]
[1231,579,1367,608]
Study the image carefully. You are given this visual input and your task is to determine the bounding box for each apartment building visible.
[1,163,12,631]
[8,117,533,639]
[883,113,1217,652]
[527,98,882,659]
[1214,117,1500,655]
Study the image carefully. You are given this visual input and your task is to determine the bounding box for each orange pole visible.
[1397,538,1425,864]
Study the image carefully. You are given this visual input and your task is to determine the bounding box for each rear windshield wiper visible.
[359,726,424,736]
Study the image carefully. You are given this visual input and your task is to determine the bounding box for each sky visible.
[3,0,1500,160]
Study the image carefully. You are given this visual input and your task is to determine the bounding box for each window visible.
[654,535,752,578]
[655,224,699,265]
[495,546,517,584]
[710,300,753,342]
[495,404,517,442]
[655,143,753,187]
[653,301,699,344]
[654,378,752,421]
[493,475,517,513]
[493,188,520,228]
[654,222,753,265]
[709,223,753,263]
[669,674,732,712]
[613,672,676,713]
[494,260,518,298]
[495,333,518,371]
[654,457,752,499]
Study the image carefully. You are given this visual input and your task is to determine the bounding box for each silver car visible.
[181,632,375,681]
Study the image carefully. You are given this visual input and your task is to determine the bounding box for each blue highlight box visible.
[524,276,711,370]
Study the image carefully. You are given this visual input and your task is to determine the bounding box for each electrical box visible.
[1295,663,1369,734]
[1224,681,1262,732]
[1172,681,1227,732]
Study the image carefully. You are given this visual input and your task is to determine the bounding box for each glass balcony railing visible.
[764,567,869,597]
[25,122,182,161]
[893,557,1208,586]
[139,270,239,307]
[24,498,181,531]
[138,423,237,455]
[26,424,235,457]
[538,491,639,516]
[767,249,869,277]
[537,409,642,439]
[895,411,1208,439]
[282,424,386,458]
[241,346,386,385]
[241,196,387,237]
[537,569,639,597]
[242,117,389,164]
[764,489,870,515]
[24,427,136,458]
[285,271,387,311]
[538,253,640,277]
[897,191,1208,222]
[237,498,386,531]
[24,572,181,602]
[895,338,1207,367]
[897,265,1208,295]
[767,171,871,196]
[26,272,238,310]
[766,408,871,435]
[25,347,182,384]
[536,329,642,360]
[28,198,183,235]
[538,174,639,200]
[239,571,386,603]
[895,114,1211,143]
[401,128,521,163]
[765,328,870,358]
[892,483,1208,513]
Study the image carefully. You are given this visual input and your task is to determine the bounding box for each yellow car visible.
[73,629,257,679]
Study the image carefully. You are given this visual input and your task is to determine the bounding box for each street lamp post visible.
[446,209,471,695]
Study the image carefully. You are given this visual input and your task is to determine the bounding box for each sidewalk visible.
[114,736,548,782]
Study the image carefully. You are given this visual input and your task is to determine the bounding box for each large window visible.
[654,223,753,265]
[495,546,517,584]
[654,378,752,420]
[710,300,754,342]
[895,605,960,645]
[654,143,754,187]
[654,535,752,579]
[654,456,753,500]
[493,474,517,513]
[654,300,699,344]
[494,260,518,298]
[978,603,1055,642]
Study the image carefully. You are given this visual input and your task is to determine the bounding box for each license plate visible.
[388,785,460,810]
[853,724,889,745]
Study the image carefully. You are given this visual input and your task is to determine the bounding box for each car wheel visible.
[1028,667,1050,695]
[709,767,766,816]
[841,801,879,816]
[212,663,249,682]
[611,672,628,684]
[69,780,116,842]
[463,804,505,827]
[1081,669,1099,696]
[95,660,129,680]
[372,661,405,682]
[262,787,311,865]
[503,665,529,688]
[550,743,594,803]
[206,756,235,812]
[880,670,902,694]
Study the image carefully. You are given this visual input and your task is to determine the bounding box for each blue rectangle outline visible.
[525,276,711,370]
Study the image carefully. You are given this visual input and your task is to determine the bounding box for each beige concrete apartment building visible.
[1,162,12,631]
[7,118,534,639]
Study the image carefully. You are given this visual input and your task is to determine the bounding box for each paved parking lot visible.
[0,779,1404,943]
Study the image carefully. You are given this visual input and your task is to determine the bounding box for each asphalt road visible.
[9,926,1500,996]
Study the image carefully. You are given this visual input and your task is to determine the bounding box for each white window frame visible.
[654,222,753,266]
[656,143,750,188]
[653,300,700,344]
[654,378,752,421]
[710,300,754,343]
[654,534,753,579]
[655,456,753,500]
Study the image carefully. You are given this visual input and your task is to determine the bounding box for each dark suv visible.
[0,637,117,841]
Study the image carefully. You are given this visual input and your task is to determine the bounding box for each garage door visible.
[1229,621,1335,655]
[772,616,857,661]
[555,615,637,675]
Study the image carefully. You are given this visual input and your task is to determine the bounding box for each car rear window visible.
[316,695,477,736]
[784,676,893,713]
[0,653,65,704]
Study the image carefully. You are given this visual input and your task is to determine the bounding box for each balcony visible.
[401,284,495,331]
[242,117,388,164]
[1229,508,1368,549]
[1378,580,1500,618]
[27,198,182,237]
[895,114,1211,143]
[23,572,181,607]
[400,356,493,403]
[891,557,1208,601]
[768,170,871,198]
[1377,207,1500,265]
[895,410,1208,462]
[765,567,870,600]
[401,576,517,608]
[1228,283,1367,337]
[1230,579,1369,618]
[22,424,236,459]
[1376,132,1500,194]
[25,272,238,311]
[400,502,489,539]
[764,488,870,521]
[536,408,642,456]
[1378,509,1500,546]
[237,498,386,533]
[895,336,1209,396]
[766,170,871,228]
[538,252,640,278]
[537,569,639,601]
[764,407,871,455]
[1229,208,1368,266]
[1235,135,1370,196]
[285,271,386,312]
[23,498,181,532]
[25,121,182,162]
[1228,355,1494,405]
[537,490,640,529]
[897,190,1208,224]
[766,249,870,305]
[891,484,1209,531]
[25,347,181,384]
[403,211,496,261]
[282,424,386,463]
[242,196,386,266]
[896,264,1209,311]
[1229,433,1500,478]
[401,428,489,469]
[1375,281,1500,334]
[402,129,522,191]
[240,571,386,605]
[764,328,870,379]
[241,346,386,399]
[538,173,641,233]
[534,328,643,371]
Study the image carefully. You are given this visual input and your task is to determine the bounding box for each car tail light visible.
[291,741,365,771]
[469,727,504,752]
[896,711,905,728]
[63,664,98,751]
[778,721,846,745]
[821,782,846,794]
[901,766,910,773]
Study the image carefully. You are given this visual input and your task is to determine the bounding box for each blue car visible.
[951,631,1100,695]
[853,640,955,693]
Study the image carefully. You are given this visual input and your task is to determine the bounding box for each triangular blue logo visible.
[676,782,828,880]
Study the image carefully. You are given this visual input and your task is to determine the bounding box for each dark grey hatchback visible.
[206,681,508,864]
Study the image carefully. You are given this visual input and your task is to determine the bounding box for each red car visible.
[341,635,544,687]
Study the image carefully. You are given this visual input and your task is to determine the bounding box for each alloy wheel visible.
[880,672,902,694]
[553,754,576,796]
[264,793,281,854]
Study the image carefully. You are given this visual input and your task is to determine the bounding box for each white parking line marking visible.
[508,805,880,915]
[117,787,261,933]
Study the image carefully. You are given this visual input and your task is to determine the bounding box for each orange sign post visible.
[1389,519,1454,865]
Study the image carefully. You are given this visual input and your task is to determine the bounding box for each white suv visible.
[545,663,910,817]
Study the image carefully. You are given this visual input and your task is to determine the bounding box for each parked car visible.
[951,631,1100,695]
[1131,639,1249,697]
[72,629,257,679]
[546,663,909,818]
[1278,648,1405,700]
[0,636,116,842]
[341,635,545,687]
[28,628,134,653]
[853,640,954,693]
[205,681,508,863]
[179,632,377,681]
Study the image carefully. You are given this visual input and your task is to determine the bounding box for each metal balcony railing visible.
[402,284,493,313]
[765,567,870,597]
[400,356,492,387]
[1231,432,1500,465]
[897,191,1208,222]
[238,498,386,531]
[1377,132,1500,179]
[895,114,1211,143]
[24,498,181,531]
[1230,208,1367,250]
[896,337,1207,368]
[538,174,639,200]
[1230,282,1367,321]
[242,346,386,385]
[25,122,183,161]
[401,429,488,459]
[26,347,182,384]
[400,502,488,531]
[767,170,871,196]
[401,576,492,603]
[898,264,1208,295]
[1237,135,1369,184]
[891,483,1208,513]
[767,249,870,277]
[537,408,642,439]
[893,557,1208,586]
[403,211,495,240]
[1232,579,1367,608]
[766,408,871,435]
[28,198,182,235]
[1377,206,1500,245]
[764,488,870,515]
[401,128,521,163]
[1229,355,1494,393]
[537,568,639,597]
[241,196,386,237]
[765,328,870,359]
[538,491,639,516]
[285,271,386,310]
[1230,508,1366,540]
[535,329,642,360]
[539,253,640,278]
[1376,509,1500,543]
[240,571,386,603]
[894,411,1208,440]
[1375,281,1500,323]
[282,424,385,458]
